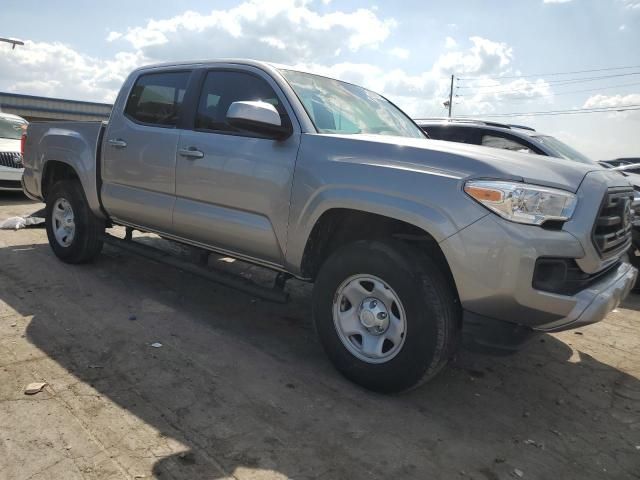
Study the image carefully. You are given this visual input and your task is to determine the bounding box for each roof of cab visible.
[131,58,285,74]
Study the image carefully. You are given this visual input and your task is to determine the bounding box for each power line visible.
[457,72,640,92]
[460,80,640,103]
[458,64,640,81]
[460,72,640,95]
[458,104,640,118]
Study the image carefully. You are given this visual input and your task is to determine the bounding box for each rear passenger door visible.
[172,67,300,266]
[101,70,191,232]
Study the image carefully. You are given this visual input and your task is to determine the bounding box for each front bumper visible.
[0,166,24,191]
[535,261,635,331]
[441,213,637,333]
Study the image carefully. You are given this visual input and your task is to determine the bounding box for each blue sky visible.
[1,0,639,158]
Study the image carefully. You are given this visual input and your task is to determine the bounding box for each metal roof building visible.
[0,92,112,122]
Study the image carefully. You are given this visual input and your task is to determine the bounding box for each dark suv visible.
[416,118,594,165]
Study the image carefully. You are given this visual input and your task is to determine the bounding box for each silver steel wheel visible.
[51,198,75,247]
[332,274,407,364]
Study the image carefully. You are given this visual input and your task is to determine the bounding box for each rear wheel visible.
[45,180,104,263]
[313,239,459,393]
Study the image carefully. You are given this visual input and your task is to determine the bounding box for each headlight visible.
[464,180,577,226]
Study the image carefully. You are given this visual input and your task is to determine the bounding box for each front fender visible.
[284,185,484,276]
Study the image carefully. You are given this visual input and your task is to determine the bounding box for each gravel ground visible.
[0,191,638,480]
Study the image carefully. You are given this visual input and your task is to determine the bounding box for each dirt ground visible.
[0,191,638,480]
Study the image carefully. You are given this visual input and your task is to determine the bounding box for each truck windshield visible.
[532,135,594,165]
[0,117,27,140]
[280,69,425,139]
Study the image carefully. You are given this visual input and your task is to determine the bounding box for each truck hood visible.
[324,134,618,193]
[0,138,20,153]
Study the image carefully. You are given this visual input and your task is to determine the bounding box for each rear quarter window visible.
[422,125,478,144]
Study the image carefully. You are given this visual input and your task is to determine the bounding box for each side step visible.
[101,232,290,304]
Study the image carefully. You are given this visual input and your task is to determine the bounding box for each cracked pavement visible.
[0,192,639,480]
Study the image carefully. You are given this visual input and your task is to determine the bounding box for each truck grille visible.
[0,152,23,169]
[593,188,634,259]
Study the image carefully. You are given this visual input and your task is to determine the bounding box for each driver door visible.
[172,68,300,266]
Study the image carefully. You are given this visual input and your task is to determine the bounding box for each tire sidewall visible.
[313,240,447,392]
[45,181,91,262]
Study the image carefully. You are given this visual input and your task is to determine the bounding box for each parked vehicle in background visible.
[416,118,594,164]
[0,112,28,191]
[21,60,637,392]
[600,157,640,170]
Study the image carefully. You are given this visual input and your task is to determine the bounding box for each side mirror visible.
[226,101,292,140]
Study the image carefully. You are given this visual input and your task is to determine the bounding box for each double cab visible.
[22,60,637,392]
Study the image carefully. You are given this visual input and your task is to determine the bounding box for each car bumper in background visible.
[0,166,24,191]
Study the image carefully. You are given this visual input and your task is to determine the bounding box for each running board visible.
[101,233,289,304]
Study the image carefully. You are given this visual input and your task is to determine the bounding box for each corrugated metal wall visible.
[0,92,112,122]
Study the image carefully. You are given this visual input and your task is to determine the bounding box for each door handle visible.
[178,147,204,159]
[107,138,127,148]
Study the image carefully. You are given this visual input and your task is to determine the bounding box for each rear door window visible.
[125,71,191,127]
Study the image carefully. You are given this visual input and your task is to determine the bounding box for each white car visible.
[0,112,28,191]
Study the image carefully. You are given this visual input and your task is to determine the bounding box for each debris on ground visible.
[128,314,137,321]
[150,342,163,348]
[513,468,524,478]
[87,364,104,369]
[0,210,46,230]
[24,382,47,395]
[523,439,544,449]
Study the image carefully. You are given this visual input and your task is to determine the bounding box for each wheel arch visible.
[298,207,460,303]
[41,160,80,201]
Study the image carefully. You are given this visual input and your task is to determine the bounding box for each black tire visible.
[312,239,460,393]
[45,179,104,264]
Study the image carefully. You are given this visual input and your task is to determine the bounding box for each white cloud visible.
[106,31,122,42]
[583,93,640,109]
[622,0,640,9]
[112,0,396,63]
[445,36,457,49]
[389,47,409,59]
[543,0,572,3]
[0,41,142,102]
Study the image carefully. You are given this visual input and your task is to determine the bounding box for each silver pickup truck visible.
[22,60,637,392]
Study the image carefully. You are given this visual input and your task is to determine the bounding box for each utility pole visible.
[0,38,24,50]
[448,74,454,118]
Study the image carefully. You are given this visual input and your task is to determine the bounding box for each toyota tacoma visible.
[21,60,637,392]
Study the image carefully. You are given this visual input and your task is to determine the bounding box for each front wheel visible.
[45,179,105,264]
[312,240,460,393]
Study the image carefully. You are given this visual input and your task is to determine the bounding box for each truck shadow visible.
[1,239,638,479]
